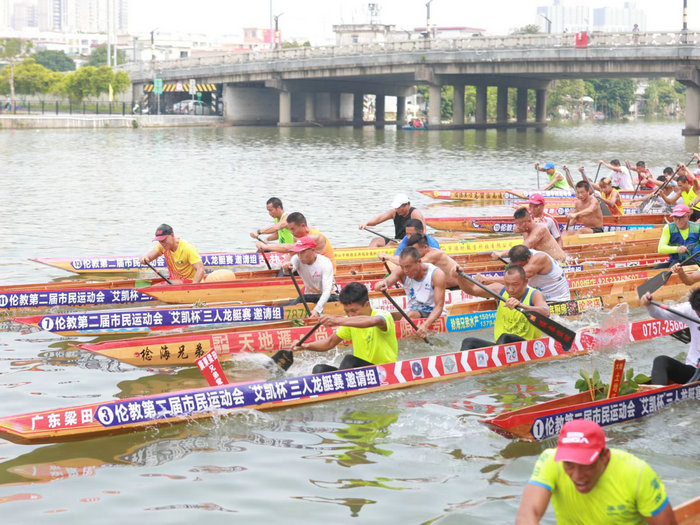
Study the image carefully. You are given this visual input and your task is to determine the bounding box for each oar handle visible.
[593,161,602,183]
[288,270,312,316]
[649,300,700,325]
[144,260,172,285]
[497,256,510,265]
[364,227,396,244]
[255,236,272,270]
[295,321,323,347]
[457,269,504,303]
[380,289,431,345]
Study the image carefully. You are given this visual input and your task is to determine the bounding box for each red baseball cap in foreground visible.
[528,193,545,205]
[290,236,317,252]
[554,419,606,465]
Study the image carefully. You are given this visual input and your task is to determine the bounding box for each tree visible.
[87,44,126,67]
[62,65,130,103]
[33,50,76,72]
[512,25,541,35]
[0,58,59,96]
[584,79,636,117]
[0,38,34,110]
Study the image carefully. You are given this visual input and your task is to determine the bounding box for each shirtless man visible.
[404,234,460,288]
[527,193,563,249]
[564,180,604,235]
[494,208,566,262]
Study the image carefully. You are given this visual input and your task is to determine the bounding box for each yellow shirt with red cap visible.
[528,448,669,524]
[154,239,201,282]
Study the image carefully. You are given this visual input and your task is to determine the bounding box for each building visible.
[536,0,647,34]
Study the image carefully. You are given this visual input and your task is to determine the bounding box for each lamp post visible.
[540,13,552,34]
[273,13,284,50]
[150,28,158,62]
[682,0,688,43]
[425,0,433,39]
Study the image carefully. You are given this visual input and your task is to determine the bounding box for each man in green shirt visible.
[292,281,398,374]
[536,161,569,191]
[516,420,676,525]
[249,197,294,244]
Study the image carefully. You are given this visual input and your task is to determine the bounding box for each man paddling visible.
[457,265,550,351]
[527,193,563,249]
[291,282,398,374]
[478,245,571,302]
[256,211,336,271]
[535,161,569,191]
[516,419,676,525]
[249,197,294,244]
[627,159,656,190]
[281,236,338,318]
[597,158,634,190]
[640,290,700,385]
[375,246,446,340]
[596,177,624,215]
[658,175,700,221]
[493,208,566,262]
[402,234,461,288]
[563,181,604,235]
[656,204,700,268]
[378,219,440,263]
[359,193,426,247]
[139,224,205,284]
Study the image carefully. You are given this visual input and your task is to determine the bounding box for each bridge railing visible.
[122,31,699,77]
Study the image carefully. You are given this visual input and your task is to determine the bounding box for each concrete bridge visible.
[122,31,700,134]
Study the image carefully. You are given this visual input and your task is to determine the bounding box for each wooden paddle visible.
[255,236,272,270]
[363,227,398,244]
[535,164,540,189]
[579,168,612,216]
[636,250,700,298]
[380,289,432,345]
[288,270,311,316]
[649,300,700,326]
[457,270,576,351]
[144,261,172,285]
[562,166,577,190]
[593,161,602,183]
[269,321,323,371]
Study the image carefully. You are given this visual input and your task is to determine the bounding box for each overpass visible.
[122,31,700,134]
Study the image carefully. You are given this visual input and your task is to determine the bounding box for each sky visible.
[130,0,700,44]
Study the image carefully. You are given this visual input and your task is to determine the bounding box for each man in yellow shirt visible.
[516,420,676,525]
[291,282,398,374]
[139,224,205,284]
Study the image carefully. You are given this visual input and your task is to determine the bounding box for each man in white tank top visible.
[375,246,446,339]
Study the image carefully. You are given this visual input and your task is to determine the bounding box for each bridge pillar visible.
[353,93,364,128]
[516,88,528,127]
[375,95,385,129]
[329,93,341,122]
[396,96,406,126]
[279,91,292,125]
[497,86,509,124]
[222,85,279,125]
[428,84,441,127]
[475,85,487,125]
[453,85,465,127]
[340,93,354,121]
[683,85,700,135]
[305,93,315,122]
[535,89,547,130]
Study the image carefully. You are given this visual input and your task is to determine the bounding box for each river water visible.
[1,121,698,523]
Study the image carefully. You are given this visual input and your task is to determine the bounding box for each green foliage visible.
[512,24,541,35]
[575,367,651,400]
[584,78,636,117]
[0,38,33,62]
[0,58,61,95]
[33,50,75,72]
[87,44,126,67]
[642,79,682,116]
[62,65,130,103]
[281,40,311,48]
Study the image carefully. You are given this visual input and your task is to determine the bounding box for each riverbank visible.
[0,114,224,129]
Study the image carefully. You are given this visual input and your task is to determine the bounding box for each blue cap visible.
[544,162,555,170]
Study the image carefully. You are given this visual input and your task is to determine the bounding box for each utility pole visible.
[425,0,434,39]
[106,0,111,66]
[540,13,552,34]
[682,0,688,43]
[273,13,284,50]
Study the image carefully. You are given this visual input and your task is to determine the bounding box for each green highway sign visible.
[153,78,163,95]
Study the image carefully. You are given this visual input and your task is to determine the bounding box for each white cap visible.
[391,193,410,208]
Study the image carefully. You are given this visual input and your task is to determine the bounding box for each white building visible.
[536,0,646,34]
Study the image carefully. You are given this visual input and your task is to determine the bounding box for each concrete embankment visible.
[0,115,224,129]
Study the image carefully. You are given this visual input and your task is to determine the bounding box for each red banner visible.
[195,349,229,386]
[607,359,626,399]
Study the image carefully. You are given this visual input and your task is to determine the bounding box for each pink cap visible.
[289,236,317,252]
[671,204,691,217]
[554,420,606,465]
[528,193,545,205]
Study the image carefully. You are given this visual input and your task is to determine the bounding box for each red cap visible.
[554,419,606,465]
[671,204,691,217]
[528,193,545,205]
[290,236,317,252]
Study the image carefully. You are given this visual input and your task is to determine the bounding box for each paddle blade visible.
[519,308,576,351]
[636,270,671,299]
[270,349,294,371]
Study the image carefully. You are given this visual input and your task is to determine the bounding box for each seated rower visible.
[595,177,623,215]
[139,223,206,284]
[640,291,700,385]
[375,246,446,340]
[494,208,566,262]
[535,161,569,191]
[627,159,656,190]
[281,236,338,318]
[292,282,398,374]
[527,193,564,249]
[378,218,440,264]
[563,180,604,235]
[595,158,635,190]
[656,204,700,268]
[249,197,294,244]
[401,234,461,289]
[457,265,550,351]
[359,194,426,247]
[478,244,570,302]
[658,174,700,221]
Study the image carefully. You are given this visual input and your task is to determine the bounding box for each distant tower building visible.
[0,0,10,29]
[12,0,38,29]
[593,2,646,32]
[536,1,646,33]
[38,0,68,32]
